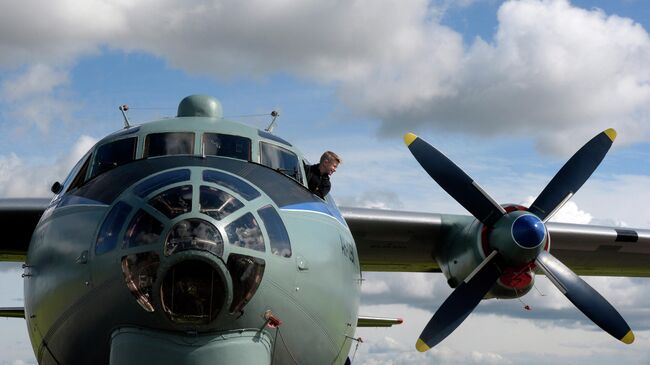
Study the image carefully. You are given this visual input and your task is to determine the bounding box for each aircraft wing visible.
[340,207,449,272]
[0,198,50,262]
[3,200,649,276]
[341,207,650,277]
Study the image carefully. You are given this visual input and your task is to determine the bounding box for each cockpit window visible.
[260,142,302,183]
[67,154,92,192]
[123,209,164,248]
[144,132,195,158]
[257,205,291,258]
[149,185,192,219]
[203,133,251,161]
[226,213,265,252]
[199,186,244,220]
[90,137,137,179]
[58,150,92,194]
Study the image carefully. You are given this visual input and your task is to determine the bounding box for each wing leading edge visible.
[0,198,49,262]
[342,207,650,277]
[340,206,462,272]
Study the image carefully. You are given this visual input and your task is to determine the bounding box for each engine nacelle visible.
[437,207,544,299]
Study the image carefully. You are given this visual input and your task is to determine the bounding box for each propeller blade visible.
[528,129,616,221]
[416,251,501,352]
[404,133,505,226]
[535,251,634,344]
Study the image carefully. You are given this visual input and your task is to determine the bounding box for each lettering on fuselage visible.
[340,235,355,265]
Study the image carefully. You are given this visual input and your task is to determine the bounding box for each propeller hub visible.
[489,211,546,265]
[512,214,545,249]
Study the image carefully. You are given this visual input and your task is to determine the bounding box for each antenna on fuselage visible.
[119,104,131,129]
[264,110,280,133]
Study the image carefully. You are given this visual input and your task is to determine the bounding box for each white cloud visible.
[355,302,650,365]
[361,279,391,295]
[0,0,124,67]
[339,190,405,210]
[522,196,593,224]
[572,175,650,228]
[2,0,648,153]
[1,64,69,101]
[1,64,75,131]
[367,336,408,354]
[61,135,97,173]
[362,0,650,155]
[0,135,97,198]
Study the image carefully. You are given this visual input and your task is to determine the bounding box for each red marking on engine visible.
[504,204,527,213]
[481,225,491,257]
[499,262,536,289]
[264,310,282,328]
[500,270,533,289]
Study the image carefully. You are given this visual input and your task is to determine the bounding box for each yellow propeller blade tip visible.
[604,128,617,142]
[621,330,635,344]
[415,338,430,352]
[404,133,418,146]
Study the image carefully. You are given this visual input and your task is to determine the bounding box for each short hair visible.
[320,151,341,164]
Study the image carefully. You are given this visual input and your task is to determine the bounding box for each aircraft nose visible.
[512,214,546,249]
[109,167,270,324]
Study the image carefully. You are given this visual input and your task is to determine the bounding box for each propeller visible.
[528,129,617,222]
[416,251,501,352]
[404,133,505,227]
[535,251,634,344]
[404,129,634,351]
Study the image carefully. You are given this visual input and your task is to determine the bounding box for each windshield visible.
[260,142,302,183]
[203,133,251,161]
[90,137,137,179]
[144,132,195,157]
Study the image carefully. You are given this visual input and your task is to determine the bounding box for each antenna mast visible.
[265,110,280,133]
[119,104,131,129]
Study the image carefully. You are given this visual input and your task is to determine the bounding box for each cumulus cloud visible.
[339,190,405,210]
[1,64,75,131]
[0,0,123,67]
[0,135,97,197]
[1,0,648,154]
[1,64,69,101]
[366,336,408,354]
[361,0,650,155]
[522,196,593,224]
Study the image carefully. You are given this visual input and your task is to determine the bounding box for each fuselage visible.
[24,96,361,364]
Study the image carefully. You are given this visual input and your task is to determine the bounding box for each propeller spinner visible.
[404,129,634,352]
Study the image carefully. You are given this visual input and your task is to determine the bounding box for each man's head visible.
[319,151,341,176]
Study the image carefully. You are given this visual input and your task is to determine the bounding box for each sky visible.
[1,0,649,364]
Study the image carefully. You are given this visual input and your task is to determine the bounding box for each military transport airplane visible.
[1,95,649,364]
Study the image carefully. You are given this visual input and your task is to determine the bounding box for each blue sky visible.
[1,0,650,364]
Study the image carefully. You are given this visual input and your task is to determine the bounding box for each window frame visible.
[58,150,93,194]
[259,141,304,183]
[89,137,138,180]
[143,132,196,158]
[202,133,252,161]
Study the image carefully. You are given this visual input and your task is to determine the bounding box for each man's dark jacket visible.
[306,163,330,199]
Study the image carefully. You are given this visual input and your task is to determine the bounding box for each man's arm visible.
[318,174,331,198]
